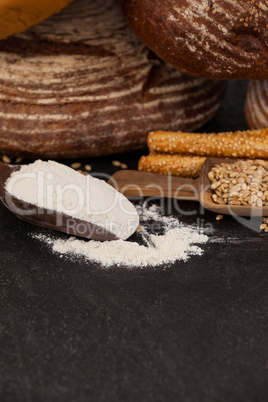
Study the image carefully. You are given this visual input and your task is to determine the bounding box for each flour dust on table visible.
[33,204,209,268]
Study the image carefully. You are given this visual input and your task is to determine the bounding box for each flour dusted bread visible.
[0,0,226,159]
[121,0,268,80]
[245,80,268,129]
[0,0,74,40]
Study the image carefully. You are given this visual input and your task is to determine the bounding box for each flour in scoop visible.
[5,160,139,240]
[33,204,209,268]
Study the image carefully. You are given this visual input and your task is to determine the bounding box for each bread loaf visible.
[0,0,73,40]
[121,0,268,80]
[245,80,268,129]
[0,0,226,159]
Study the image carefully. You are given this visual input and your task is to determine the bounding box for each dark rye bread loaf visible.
[0,0,226,159]
[245,80,268,129]
[121,0,268,80]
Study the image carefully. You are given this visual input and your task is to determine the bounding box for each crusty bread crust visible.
[0,0,226,158]
[245,80,268,129]
[121,0,268,80]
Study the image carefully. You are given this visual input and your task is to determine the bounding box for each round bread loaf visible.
[0,0,74,40]
[0,0,226,159]
[245,80,268,129]
[121,0,268,80]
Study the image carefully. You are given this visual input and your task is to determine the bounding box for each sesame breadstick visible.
[138,154,206,178]
[148,129,268,159]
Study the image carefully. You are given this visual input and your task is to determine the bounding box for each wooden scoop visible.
[0,161,118,241]
[108,157,268,217]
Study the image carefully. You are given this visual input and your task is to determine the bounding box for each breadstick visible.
[139,154,206,178]
[148,128,268,159]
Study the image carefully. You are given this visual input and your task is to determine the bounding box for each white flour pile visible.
[5,160,139,240]
[33,204,209,268]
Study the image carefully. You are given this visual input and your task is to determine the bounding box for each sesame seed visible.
[15,157,23,163]
[85,164,92,171]
[121,163,128,169]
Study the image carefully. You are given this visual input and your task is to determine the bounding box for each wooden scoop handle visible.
[108,170,199,200]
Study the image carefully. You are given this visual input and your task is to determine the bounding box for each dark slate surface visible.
[0,81,267,402]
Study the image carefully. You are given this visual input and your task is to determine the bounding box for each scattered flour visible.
[33,203,209,268]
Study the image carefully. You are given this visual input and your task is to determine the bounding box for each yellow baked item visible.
[147,129,268,159]
[0,0,73,39]
[139,154,206,178]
